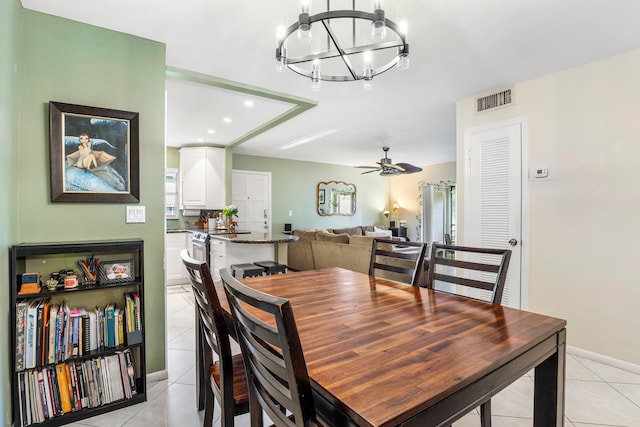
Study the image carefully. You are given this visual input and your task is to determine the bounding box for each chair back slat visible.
[436,257,501,274]
[221,268,319,427]
[426,243,511,305]
[368,239,428,286]
[181,250,235,403]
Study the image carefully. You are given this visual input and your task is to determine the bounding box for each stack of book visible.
[15,296,144,372]
[16,349,137,426]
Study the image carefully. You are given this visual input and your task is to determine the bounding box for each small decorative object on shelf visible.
[230,220,238,232]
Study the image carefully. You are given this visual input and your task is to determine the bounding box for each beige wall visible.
[389,163,456,241]
[456,49,640,366]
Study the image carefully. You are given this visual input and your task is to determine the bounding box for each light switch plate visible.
[126,206,146,223]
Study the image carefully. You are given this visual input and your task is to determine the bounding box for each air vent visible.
[476,88,512,112]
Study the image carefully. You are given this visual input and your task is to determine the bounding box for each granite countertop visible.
[209,232,299,244]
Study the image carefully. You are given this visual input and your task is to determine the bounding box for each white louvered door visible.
[464,119,523,308]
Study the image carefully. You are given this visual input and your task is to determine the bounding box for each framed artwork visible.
[319,189,325,204]
[49,101,140,202]
[98,259,135,284]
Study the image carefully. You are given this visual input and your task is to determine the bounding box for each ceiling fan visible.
[357,147,423,176]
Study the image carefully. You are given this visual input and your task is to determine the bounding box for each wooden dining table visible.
[197,267,566,426]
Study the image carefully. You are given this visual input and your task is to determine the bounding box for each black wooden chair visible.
[425,243,512,426]
[368,239,428,286]
[220,268,326,427]
[181,250,249,427]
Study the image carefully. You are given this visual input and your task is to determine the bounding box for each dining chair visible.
[368,239,428,286]
[181,250,249,427]
[425,243,512,426]
[220,268,326,427]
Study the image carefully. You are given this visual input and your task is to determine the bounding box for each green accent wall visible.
[0,8,167,420]
[232,155,391,231]
[0,0,22,423]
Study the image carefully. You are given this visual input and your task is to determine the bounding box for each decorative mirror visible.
[317,181,356,216]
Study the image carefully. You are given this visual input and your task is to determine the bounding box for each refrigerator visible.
[421,183,455,245]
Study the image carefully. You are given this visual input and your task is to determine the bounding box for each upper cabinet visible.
[180,147,226,211]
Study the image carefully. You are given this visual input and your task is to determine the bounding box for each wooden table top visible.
[220,267,566,426]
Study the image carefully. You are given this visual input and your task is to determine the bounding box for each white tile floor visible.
[68,285,640,427]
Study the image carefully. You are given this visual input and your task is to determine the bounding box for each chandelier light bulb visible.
[371,0,386,42]
[311,59,321,91]
[276,47,287,72]
[397,53,410,71]
[298,0,312,44]
[399,20,409,36]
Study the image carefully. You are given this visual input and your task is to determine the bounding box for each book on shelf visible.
[55,363,72,414]
[47,304,58,365]
[123,348,137,396]
[25,300,38,369]
[16,301,28,371]
[46,365,61,417]
[82,314,91,355]
[105,304,115,348]
[38,369,50,420]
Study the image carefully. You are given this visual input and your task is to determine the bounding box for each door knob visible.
[508,239,518,246]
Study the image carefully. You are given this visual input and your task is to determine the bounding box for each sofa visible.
[287,226,427,285]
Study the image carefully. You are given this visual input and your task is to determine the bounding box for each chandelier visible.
[276,0,410,91]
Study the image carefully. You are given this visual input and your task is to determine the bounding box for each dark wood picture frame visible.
[49,101,140,202]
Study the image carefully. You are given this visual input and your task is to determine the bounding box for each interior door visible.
[232,170,271,232]
[464,118,525,309]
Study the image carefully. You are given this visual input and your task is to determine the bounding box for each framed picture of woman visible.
[49,101,140,202]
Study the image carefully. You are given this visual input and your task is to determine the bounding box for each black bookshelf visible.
[10,239,146,427]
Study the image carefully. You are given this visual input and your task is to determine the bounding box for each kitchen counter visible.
[208,232,298,278]
[209,232,298,244]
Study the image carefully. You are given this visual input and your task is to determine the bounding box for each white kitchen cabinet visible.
[179,147,226,210]
[165,231,189,286]
[209,239,226,281]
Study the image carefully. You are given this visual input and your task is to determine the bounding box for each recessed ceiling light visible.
[244,100,254,107]
[197,138,204,142]
[223,117,232,123]
[207,129,215,134]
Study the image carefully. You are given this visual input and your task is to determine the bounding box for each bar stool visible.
[254,260,287,275]
[230,263,264,278]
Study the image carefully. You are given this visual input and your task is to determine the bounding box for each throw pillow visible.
[365,230,393,238]
[293,230,319,240]
[331,226,363,236]
[349,235,376,246]
[316,232,350,244]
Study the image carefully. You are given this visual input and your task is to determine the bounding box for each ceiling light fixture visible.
[244,100,254,107]
[276,0,409,90]
[223,117,232,123]
[279,128,338,150]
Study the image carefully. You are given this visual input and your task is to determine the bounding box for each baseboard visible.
[567,346,640,374]
[147,369,169,383]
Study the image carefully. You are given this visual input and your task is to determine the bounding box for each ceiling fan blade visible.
[356,165,381,169]
[395,163,423,174]
[387,163,406,171]
[361,168,381,175]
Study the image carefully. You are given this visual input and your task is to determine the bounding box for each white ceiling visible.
[21,0,640,168]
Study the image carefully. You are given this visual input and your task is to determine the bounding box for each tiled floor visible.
[69,285,640,427]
